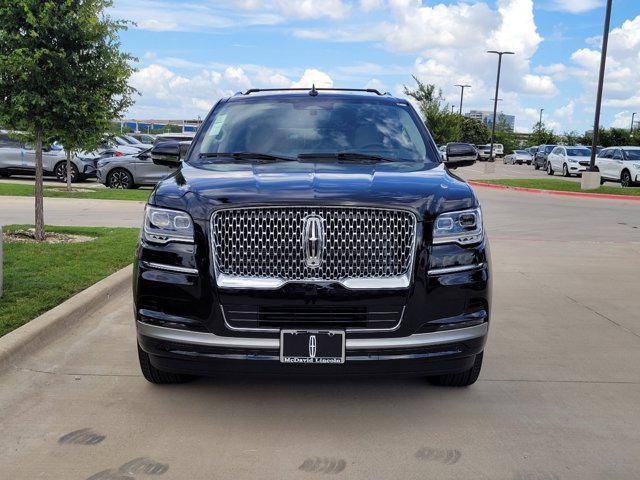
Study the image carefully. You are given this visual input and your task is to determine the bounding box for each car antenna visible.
[309,84,318,97]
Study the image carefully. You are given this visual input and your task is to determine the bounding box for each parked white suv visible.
[477,144,503,161]
[546,146,591,177]
[595,147,640,187]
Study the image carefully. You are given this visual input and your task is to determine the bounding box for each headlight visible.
[433,207,483,245]
[143,206,194,244]
[568,157,578,163]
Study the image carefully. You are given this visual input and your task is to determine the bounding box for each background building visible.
[465,110,515,132]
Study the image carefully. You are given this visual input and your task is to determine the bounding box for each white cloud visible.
[554,101,575,119]
[360,0,383,12]
[238,0,352,19]
[571,48,601,69]
[549,0,602,14]
[522,74,558,96]
[568,15,640,110]
[111,0,283,32]
[611,111,635,129]
[127,64,334,117]
[291,69,334,88]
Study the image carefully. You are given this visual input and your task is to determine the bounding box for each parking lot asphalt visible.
[459,160,627,186]
[1,186,640,480]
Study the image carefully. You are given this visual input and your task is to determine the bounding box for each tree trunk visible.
[34,125,45,241]
[66,149,72,191]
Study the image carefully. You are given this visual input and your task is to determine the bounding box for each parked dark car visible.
[533,144,556,170]
[134,88,491,387]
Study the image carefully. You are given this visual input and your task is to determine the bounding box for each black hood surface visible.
[150,160,477,221]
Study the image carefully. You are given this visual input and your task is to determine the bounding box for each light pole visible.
[455,84,471,115]
[539,108,544,126]
[487,50,514,161]
[631,112,637,133]
[588,0,613,172]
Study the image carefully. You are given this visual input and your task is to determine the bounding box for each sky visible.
[110,0,640,133]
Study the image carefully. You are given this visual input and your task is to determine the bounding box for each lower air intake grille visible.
[222,305,404,331]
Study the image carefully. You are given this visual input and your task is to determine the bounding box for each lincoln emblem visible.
[308,335,317,358]
[302,215,325,268]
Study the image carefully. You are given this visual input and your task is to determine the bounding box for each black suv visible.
[134,88,491,386]
[533,144,556,170]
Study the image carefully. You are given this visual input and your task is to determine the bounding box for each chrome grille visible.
[211,206,417,283]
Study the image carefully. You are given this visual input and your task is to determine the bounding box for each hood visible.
[150,160,477,221]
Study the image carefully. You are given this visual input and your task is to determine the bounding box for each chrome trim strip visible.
[137,321,279,349]
[136,321,488,351]
[346,323,488,350]
[141,261,199,275]
[209,205,419,290]
[427,263,485,276]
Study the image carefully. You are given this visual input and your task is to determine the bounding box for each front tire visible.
[534,162,539,170]
[621,170,633,188]
[547,162,554,175]
[54,161,79,183]
[563,163,570,177]
[137,344,194,384]
[428,352,483,387]
[107,168,135,189]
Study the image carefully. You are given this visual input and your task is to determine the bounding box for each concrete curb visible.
[0,264,132,373]
[469,181,640,202]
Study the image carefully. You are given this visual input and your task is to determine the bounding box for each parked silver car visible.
[96,148,176,188]
[0,130,98,182]
[504,150,533,165]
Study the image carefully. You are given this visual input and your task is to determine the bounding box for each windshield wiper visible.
[198,152,295,162]
[298,152,396,162]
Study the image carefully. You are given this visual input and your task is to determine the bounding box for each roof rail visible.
[243,87,385,96]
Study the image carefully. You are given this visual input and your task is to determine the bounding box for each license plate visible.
[280,330,345,364]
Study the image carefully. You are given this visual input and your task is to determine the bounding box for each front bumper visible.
[569,163,589,173]
[137,321,488,376]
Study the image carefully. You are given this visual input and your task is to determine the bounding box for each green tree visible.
[0,0,135,238]
[459,116,490,146]
[403,76,458,145]
[492,114,518,154]
[529,122,558,146]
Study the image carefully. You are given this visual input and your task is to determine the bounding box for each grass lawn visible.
[0,225,139,337]
[470,178,640,197]
[0,182,151,201]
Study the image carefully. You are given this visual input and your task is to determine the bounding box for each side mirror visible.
[444,143,477,169]
[151,141,181,167]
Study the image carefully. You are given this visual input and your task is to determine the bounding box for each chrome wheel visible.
[621,170,631,188]
[55,162,78,183]
[108,169,132,189]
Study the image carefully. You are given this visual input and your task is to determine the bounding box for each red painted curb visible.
[468,181,640,202]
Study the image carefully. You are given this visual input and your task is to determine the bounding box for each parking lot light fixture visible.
[455,84,471,115]
[588,0,613,172]
[631,112,637,133]
[539,108,544,126]
[487,51,514,160]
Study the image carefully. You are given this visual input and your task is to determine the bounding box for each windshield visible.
[191,97,430,163]
[122,135,141,144]
[566,148,590,157]
[544,145,555,153]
